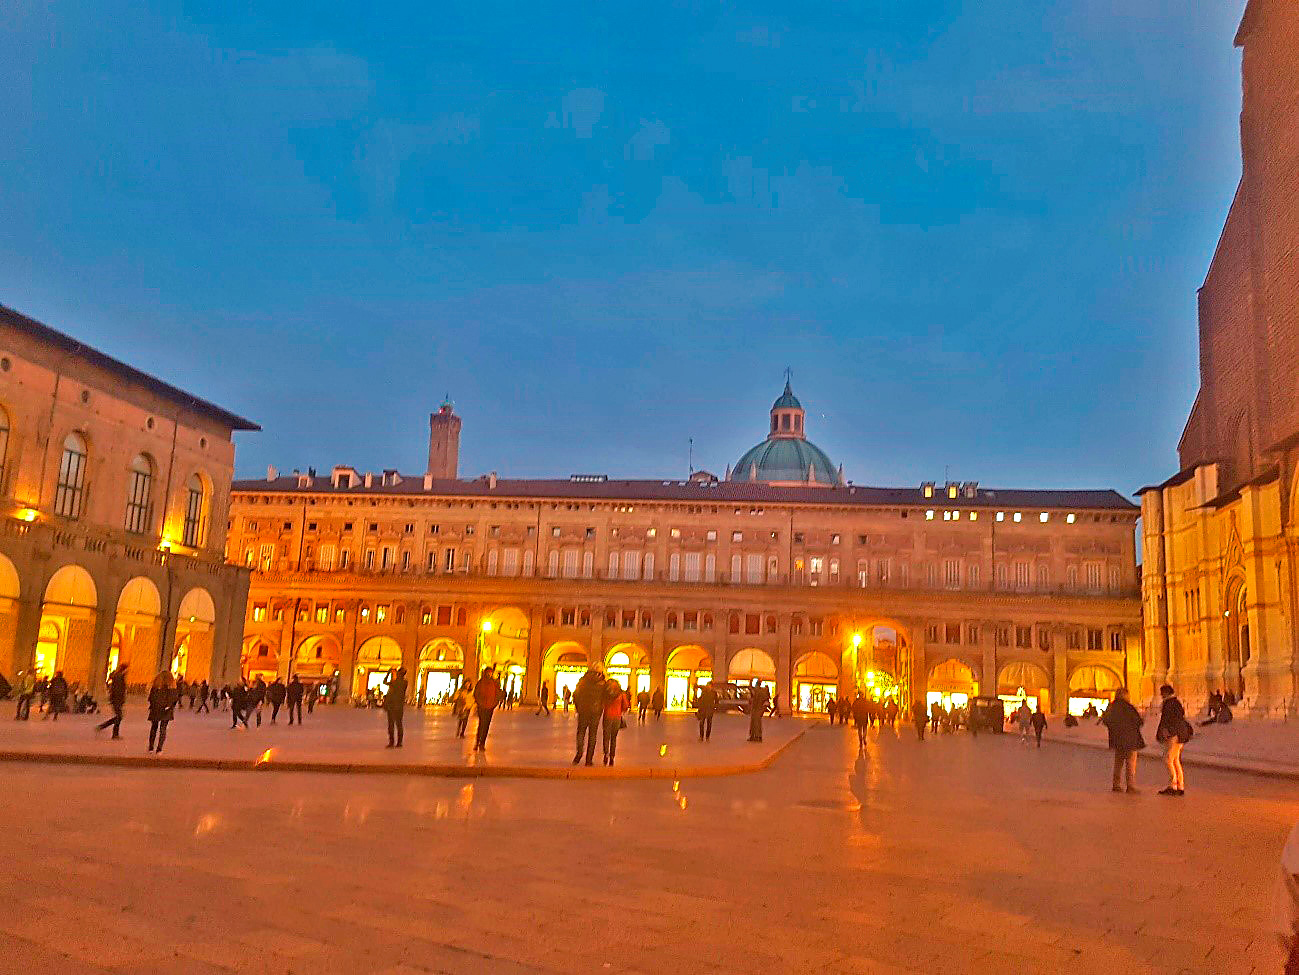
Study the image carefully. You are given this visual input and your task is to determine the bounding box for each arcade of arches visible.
[238,595,1139,715]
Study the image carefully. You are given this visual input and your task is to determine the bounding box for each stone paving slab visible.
[1042,714,1299,779]
[0,725,1288,974]
[0,702,805,778]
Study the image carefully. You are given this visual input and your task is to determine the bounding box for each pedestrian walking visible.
[695,682,717,742]
[636,689,650,724]
[44,671,68,720]
[229,680,249,729]
[1100,687,1144,793]
[13,670,35,720]
[535,683,551,716]
[1030,705,1047,748]
[174,677,187,712]
[651,686,664,720]
[384,668,408,748]
[851,694,870,750]
[267,677,286,723]
[95,663,129,739]
[196,680,211,714]
[572,667,604,766]
[473,666,501,751]
[562,685,572,712]
[601,678,629,766]
[929,701,941,734]
[910,699,926,741]
[747,680,769,743]
[147,671,177,753]
[451,682,473,738]
[1156,683,1191,796]
[286,676,304,725]
[1014,701,1033,743]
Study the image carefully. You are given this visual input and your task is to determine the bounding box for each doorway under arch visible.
[606,643,649,696]
[997,660,1051,713]
[927,657,978,712]
[666,645,711,711]
[543,641,588,705]
[355,636,404,701]
[418,637,465,704]
[111,576,162,678]
[172,587,216,679]
[480,606,529,700]
[1068,664,1123,716]
[729,647,777,700]
[37,565,97,681]
[794,651,838,713]
[0,553,20,677]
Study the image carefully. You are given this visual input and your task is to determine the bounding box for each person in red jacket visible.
[601,678,630,767]
[472,667,501,752]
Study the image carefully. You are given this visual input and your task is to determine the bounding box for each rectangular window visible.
[945,623,961,644]
[436,605,452,626]
[562,549,578,578]
[401,550,411,571]
[1066,629,1081,650]
[684,611,698,631]
[967,563,980,588]
[522,549,535,577]
[731,531,743,543]
[730,553,742,582]
[926,562,938,588]
[669,553,681,582]
[704,553,716,583]
[582,551,593,578]
[745,553,763,584]
[1110,631,1123,654]
[996,627,1010,647]
[427,551,436,572]
[607,551,619,579]
[124,464,152,535]
[623,551,640,581]
[486,549,499,576]
[444,548,456,572]
[340,550,350,569]
[547,550,559,577]
[1036,564,1049,589]
[259,544,275,572]
[251,604,267,622]
[375,605,388,623]
[1087,628,1103,651]
[1086,563,1102,590]
[1015,625,1032,649]
[317,545,336,571]
[925,624,940,643]
[1109,566,1120,591]
[809,556,824,586]
[943,559,961,589]
[381,547,393,570]
[1015,562,1030,589]
[643,552,655,580]
[364,550,375,570]
[502,548,519,576]
[809,619,824,636]
[967,625,980,645]
[315,605,329,624]
[54,438,88,520]
[996,564,1008,590]
[1067,565,1078,589]
[561,608,576,626]
[745,613,760,635]
[622,610,635,629]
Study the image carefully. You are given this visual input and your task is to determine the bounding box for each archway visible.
[172,587,215,680]
[480,606,529,700]
[606,643,649,696]
[241,634,278,682]
[842,621,910,702]
[543,641,588,706]
[1068,664,1123,716]
[0,553,19,678]
[295,635,342,701]
[997,660,1051,713]
[729,647,777,701]
[37,565,97,682]
[793,651,838,713]
[665,645,712,711]
[927,657,978,712]
[111,576,162,678]
[418,637,465,704]
[1223,579,1248,700]
[355,636,403,701]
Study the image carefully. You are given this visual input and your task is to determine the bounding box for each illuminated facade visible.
[232,384,1140,714]
[1140,1,1299,717]
[0,305,258,690]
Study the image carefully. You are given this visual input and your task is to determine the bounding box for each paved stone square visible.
[0,721,1290,974]
[0,702,802,775]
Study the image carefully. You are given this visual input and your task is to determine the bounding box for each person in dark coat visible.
[572,667,605,766]
[851,694,871,749]
[472,666,501,752]
[96,663,129,739]
[1100,687,1144,793]
[535,682,551,716]
[1156,683,1189,796]
[747,680,770,742]
[249,677,267,727]
[636,689,650,724]
[286,676,304,725]
[384,668,409,748]
[910,699,927,741]
[651,686,665,719]
[1030,706,1048,748]
[229,680,249,729]
[695,682,718,742]
[267,678,287,723]
[147,671,178,753]
[196,679,211,714]
[44,671,68,720]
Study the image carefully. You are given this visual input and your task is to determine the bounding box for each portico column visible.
[650,626,666,696]
[981,621,998,701]
[774,615,791,713]
[523,605,543,705]
[338,599,360,702]
[1051,627,1069,715]
[11,588,43,675]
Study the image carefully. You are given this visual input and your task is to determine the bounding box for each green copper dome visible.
[771,381,802,411]
[732,437,839,486]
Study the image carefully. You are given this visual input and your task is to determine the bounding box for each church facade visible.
[1139,0,1299,717]
[230,384,1140,714]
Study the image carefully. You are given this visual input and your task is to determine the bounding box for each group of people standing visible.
[1100,683,1192,796]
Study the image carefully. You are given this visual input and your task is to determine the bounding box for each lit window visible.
[1066,513,1076,524]
[996,512,1005,522]
[1012,512,1022,523]
[670,528,681,539]
[731,531,742,542]
[942,511,951,521]
[646,528,656,539]
[54,432,88,519]
[925,510,935,521]
[124,453,153,534]
[969,512,978,521]
[1039,512,1049,523]
[183,474,207,547]
[948,484,958,499]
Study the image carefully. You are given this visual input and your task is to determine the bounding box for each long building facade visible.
[232,386,1141,714]
[0,305,258,692]
[1140,0,1299,718]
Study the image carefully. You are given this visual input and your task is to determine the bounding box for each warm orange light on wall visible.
[481,620,493,633]
[14,508,38,523]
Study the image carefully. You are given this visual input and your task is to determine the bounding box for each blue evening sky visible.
[2,1,1248,492]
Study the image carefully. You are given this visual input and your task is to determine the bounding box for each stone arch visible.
[0,552,17,677]
[927,657,978,711]
[172,586,217,679]
[480,606,529,699]
[793,650,838,713]
[296,634,343,682]
[353,635,403,699]
[36,565,98,681]
[417,636,465,704]
[666,644,712,712]
[241,633,278,681]
[605,641,649,694]
[111,576,163,676]
[543,640,589,704]
[1223,574,1249,699]
[997,660,1051,710]
[729,647,776,681]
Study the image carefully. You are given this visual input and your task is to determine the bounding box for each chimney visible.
[488,471,497,490]
[427,400,462,479]
[364,471,373,489]
[266,465,278,482]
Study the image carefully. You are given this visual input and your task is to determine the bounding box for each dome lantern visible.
[730,378,842,487]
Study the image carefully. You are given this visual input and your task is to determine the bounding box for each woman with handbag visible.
[1156,683,1190,796]
[1100,687,1144,793]
[601,678,630,767]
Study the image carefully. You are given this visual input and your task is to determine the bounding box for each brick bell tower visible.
[427,398,461,479]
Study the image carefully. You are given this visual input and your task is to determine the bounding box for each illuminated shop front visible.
[480,607,529,700]
[997,661,1050,714]
[666,645,711,710]
[550,649,588,703]
[294,634,342,696]
[606,645,650,695]
[36,565,98,682]
[355,636,402,698]
[729,647,776,702]
[1068,665,1122,716]
[242,635,278,683]
[418,638,465,704]
[794,651,838,713]
[926,658,978,712]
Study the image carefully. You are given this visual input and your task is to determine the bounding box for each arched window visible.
[183,474,207,547]
[54,432,88,519]
[0,405,9,491]
[124,454,153,534]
